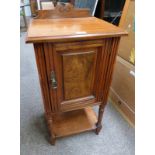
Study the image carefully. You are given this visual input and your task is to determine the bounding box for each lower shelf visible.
[51,107,97,138]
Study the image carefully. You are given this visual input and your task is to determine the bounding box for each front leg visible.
[50,134,56,145]
[95,105,105,135]
[46,115,56,145]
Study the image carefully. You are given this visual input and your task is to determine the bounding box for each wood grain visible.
[26,15,126,144]
[51,107,97,138]
[43,43,60,113]
[33,43,52,115]
[30,37,123,143]
[96,37,120,134]
[52,46,99,110]
[62,50,96,100]
[26,17,127,43]
[36,8,91,19]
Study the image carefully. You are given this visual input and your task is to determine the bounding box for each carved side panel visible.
[96,37,120,134]
[102,37,120,106]
[33,43,52,115]
[93,38,113,102]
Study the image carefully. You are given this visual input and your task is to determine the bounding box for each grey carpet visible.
[20,32,135,155]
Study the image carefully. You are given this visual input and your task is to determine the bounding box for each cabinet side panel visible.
[95,37,121,133]
[102,37,121,107]
[34,43,52,114]
[94,39,113,102]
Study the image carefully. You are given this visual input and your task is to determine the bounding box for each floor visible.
[20,32,135,155]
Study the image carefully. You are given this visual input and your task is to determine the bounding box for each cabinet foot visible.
[95,123,102,135]
[50,136,56,145]
[46,116,56,145]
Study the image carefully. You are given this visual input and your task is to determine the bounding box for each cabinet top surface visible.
[26,17,127,43]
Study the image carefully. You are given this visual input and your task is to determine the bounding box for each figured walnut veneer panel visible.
[62,50,96,100]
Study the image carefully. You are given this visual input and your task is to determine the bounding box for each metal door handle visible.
[51,71,57,89]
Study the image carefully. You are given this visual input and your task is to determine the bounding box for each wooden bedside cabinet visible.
[26,12,126,144]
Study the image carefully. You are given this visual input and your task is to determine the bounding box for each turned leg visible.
[50,134,56,145]
[46,115,56,145]
[95,105,105,135]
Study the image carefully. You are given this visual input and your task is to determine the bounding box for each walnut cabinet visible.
[26,17,126,145]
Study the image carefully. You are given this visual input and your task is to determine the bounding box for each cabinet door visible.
[44,40,111,112]
[58,49,97,101]
[53,47,100,112]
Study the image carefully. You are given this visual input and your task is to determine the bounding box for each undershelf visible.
[51,107,97,138]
